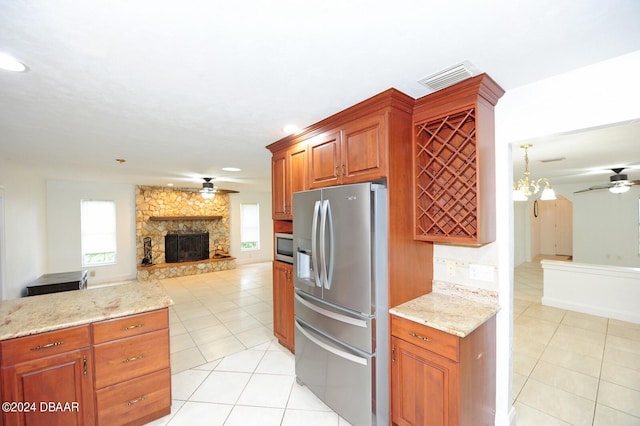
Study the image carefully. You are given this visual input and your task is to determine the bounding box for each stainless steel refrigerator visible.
[293,182,388,426]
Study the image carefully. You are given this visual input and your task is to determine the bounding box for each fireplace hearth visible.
[165,231,209,263]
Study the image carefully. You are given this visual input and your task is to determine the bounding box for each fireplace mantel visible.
[149,215,222,221]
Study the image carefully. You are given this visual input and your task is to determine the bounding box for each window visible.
[81,200,117,266]
[240,203,260,251]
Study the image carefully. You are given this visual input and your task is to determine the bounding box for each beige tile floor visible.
[146,262,352,425]
[145,260,640,425]
[513,261,640,425]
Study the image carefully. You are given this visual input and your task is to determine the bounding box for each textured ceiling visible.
[1,0,639,191]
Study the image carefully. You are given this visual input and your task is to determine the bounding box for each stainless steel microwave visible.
[275,233,294,263]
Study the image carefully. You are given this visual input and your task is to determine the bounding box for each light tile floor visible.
[145,260,640,425]
[513,261,640,425]
[146,262,352,425]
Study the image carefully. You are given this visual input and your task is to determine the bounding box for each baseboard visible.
[543,296,640,324]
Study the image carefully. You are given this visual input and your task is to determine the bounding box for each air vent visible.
[418,61,480,93]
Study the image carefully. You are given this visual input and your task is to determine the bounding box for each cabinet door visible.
[391,337,458,426]
[289,145,307,198]
[341,114,386,183]
[272,261,294,352]
[272,144,307,220]
[2,348,95,426]
[272,150,289,219]
[308,130,341,189]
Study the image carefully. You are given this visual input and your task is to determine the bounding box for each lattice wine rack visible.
[414,108,478,242]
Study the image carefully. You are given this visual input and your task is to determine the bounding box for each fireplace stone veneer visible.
[135,185,235,280]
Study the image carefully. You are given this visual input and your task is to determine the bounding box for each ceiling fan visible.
[178,177,239,199]
[574,168,640,194]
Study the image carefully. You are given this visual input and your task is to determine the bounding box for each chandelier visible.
[513,144,556,202]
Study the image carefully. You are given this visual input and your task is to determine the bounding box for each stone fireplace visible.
[135,186,236,280]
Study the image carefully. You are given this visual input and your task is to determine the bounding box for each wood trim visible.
[136,256,235,271]
[148,215,222,221]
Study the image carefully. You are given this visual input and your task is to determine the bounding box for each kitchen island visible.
[0,281,174,426]
[390,286,500,426]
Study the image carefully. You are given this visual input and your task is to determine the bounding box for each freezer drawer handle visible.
[295,321,368,366]
[409,332,431,342]
[295,293,368,328]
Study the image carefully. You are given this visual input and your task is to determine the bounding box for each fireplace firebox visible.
[165,232,209,263]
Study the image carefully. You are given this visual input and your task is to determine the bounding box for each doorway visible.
[530,196,573,259]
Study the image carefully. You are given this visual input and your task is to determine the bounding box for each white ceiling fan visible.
[574,168,640,194]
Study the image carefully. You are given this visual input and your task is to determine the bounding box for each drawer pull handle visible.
[409,332,431,342]
[31,341,64,351]
[123,355,145,363]
[121,323,144,331]
[127,396,146,406]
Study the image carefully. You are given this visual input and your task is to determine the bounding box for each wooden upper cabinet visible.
[272,150,288,219]
[308,115,386,189]
[412,74,504,245]
[267,89,413,195]
[272,143,308,219]
[341,113,386,183]
[308,130,341,188]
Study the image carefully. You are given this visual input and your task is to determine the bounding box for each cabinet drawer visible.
[94,329,170,389]
[391,315,459,361]
[96,368,171,426]
[92,309,169,344]
[0,325,91,365]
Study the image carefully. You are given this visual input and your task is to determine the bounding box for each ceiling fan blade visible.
[573,183,612,194]
[214,189,239,194]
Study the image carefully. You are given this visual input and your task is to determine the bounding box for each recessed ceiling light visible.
[0,52,28,72]
[167,183,174,187]
[282,125,300,135]
[222,167,241,172]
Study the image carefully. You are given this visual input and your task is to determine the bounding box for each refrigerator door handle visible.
[295,292,368,328]
[295,320,369,366]
[311,200,322,287]
[320,199,334,290]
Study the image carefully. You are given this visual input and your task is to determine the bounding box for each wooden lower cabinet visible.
[391,315,496,426]
[95,368,171,426]
[272,261,294,352]
[0,326,95,426]
[0,309,171,426]
[92,309,171,426]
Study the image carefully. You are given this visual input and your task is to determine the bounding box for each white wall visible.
[0,159,48,299]
[46,180,137,285]
[229,191,274,264]
[570,183,639,267]
[514,181,640,267]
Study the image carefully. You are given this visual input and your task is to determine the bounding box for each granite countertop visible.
[0,281,174,341]
[390,288,500,338]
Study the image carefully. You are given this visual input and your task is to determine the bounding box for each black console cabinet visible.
[26,270,88,296]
